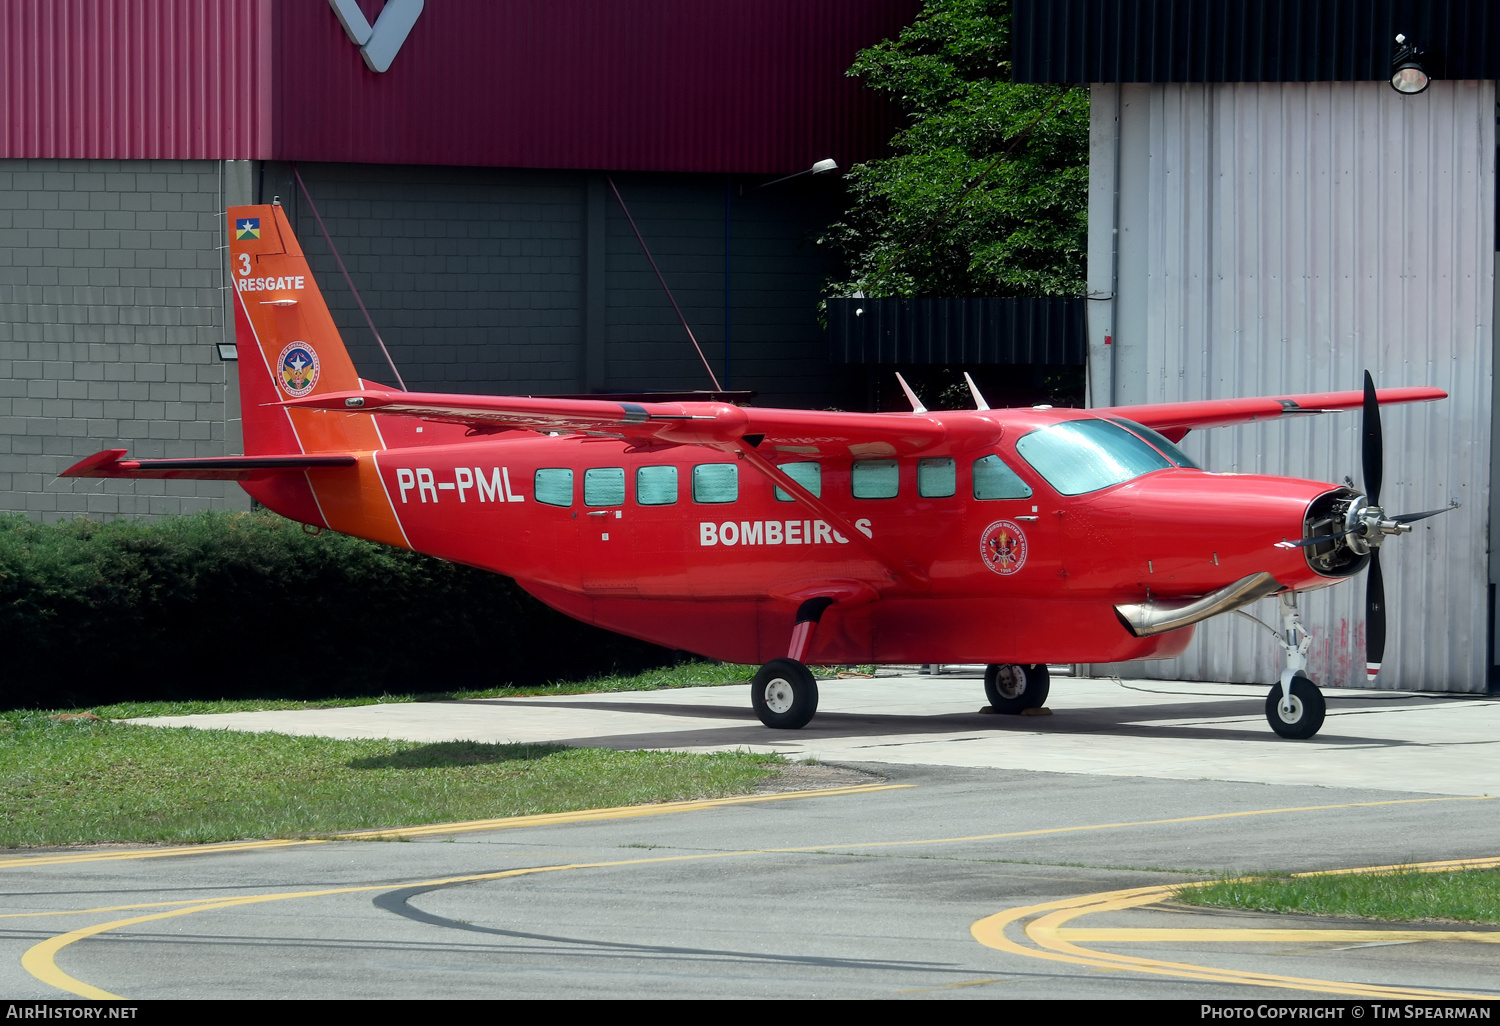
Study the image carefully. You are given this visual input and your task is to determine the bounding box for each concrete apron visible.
[129,673,1500,797]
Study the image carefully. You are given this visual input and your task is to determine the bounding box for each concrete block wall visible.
[0,158,249,520]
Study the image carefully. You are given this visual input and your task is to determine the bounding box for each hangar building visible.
[1015,0,1495,692]
[0,0,916,519]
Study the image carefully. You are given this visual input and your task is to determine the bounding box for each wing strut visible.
[729,441,929,591]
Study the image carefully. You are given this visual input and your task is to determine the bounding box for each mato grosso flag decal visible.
[278,342,321,397]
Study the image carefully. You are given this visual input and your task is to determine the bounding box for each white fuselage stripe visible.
[371,450,413,549]
[234,285,306,456]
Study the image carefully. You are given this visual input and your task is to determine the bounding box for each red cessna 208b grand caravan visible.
[65,205,1452,739]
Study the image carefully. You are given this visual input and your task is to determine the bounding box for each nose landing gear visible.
[1265,591,1327,739]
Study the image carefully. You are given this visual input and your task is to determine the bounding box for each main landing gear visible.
[751,598,832,729]
[1265,591,1326,740]
[983,663,1050,714]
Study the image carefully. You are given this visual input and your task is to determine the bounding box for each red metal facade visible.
[0,0,270,159]
[1,0,916,173]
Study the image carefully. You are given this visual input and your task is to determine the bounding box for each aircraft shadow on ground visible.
[347,740,571,770]
[478,693,1471,752]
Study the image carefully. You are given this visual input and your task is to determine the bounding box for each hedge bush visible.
[0,510,672,708]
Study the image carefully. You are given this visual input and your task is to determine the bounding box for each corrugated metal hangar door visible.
[1090,81,1494,693]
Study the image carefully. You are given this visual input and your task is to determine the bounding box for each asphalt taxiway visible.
[2,673,1495,1000]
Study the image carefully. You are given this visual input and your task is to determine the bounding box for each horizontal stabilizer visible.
[61,450,358,481]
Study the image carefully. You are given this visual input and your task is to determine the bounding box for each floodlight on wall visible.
[1390,33,1434,95]
[753,158,839,191]
[216,343,238,361]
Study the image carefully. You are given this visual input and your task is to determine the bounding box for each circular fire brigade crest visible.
[277,342,320,397]
[979,519,1029,576]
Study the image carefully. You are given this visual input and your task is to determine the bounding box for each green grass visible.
[1175,869,1500,924]
[90,661,759,718]
[0,710,782,847]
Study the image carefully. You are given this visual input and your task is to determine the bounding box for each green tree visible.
[825,0,1088,298]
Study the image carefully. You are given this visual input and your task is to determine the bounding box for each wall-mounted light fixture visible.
[1390,33,1436,95]
[753,158,839,192]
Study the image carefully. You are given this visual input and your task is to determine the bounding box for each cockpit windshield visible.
[1014,418,1176,495]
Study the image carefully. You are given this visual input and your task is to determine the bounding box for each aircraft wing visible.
[280,389,952,456]
[1096,386,1447,442]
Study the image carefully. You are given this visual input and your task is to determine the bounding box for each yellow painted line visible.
[1057,928,1500,944]
[0,899,229,920]
[0,784,910,869]
[338,783,911,839]
[973,854,1500,1000]
[1295,854,1500,876]
[18,791,1499,997]
[768,794,1496,853]
[1025,889,1491,1000]
[0,838,325,870]
[23,847,773,999]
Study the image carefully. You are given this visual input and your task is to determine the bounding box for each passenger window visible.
[774,461,822,501]
[583,467,625,507]
[692,463,738,503]
[851,459,898,499]
[534,468,574,507]
[635,465,678,506]
[973,454,1033,500]
[917,458,956,498]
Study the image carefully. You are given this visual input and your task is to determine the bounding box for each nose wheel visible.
[1263,592,1327,739]
[1266,674,1326,739]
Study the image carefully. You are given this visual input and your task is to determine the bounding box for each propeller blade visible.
[1362,370,1383,506]
[1365,547,1386,682]
[1390,505,1458,525]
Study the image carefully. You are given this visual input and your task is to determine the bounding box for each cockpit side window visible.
[972,454,1032,500]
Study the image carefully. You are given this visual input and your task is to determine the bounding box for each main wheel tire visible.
[751,658,819,729]
[1265,675,1326,739]
[984,663,1050,714]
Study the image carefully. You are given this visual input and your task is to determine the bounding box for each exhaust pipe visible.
[1115,572,1283,638]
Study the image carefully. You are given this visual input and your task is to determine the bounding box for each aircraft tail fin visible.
[227,203,382,457]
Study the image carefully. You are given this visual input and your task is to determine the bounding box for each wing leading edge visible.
[1098,387,1447,442]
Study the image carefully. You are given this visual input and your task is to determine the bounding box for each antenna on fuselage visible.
[895,372,927,414]
[964,372,991,411]
[605,176,723,391]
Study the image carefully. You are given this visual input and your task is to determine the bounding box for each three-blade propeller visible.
[1353,372,1454,680]
[1275,372,1456,680]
